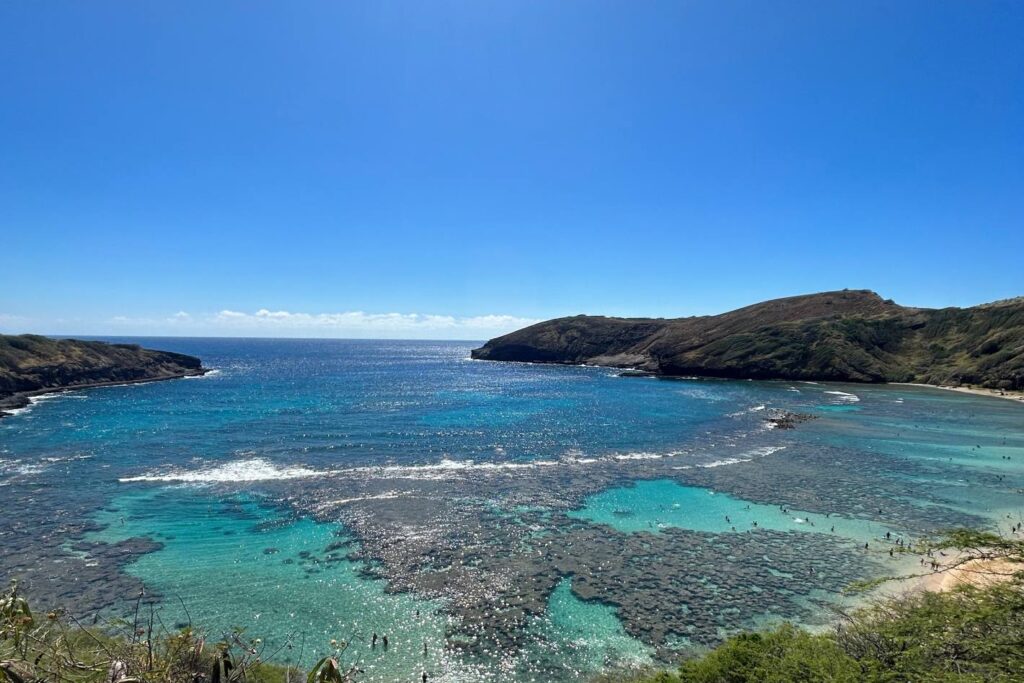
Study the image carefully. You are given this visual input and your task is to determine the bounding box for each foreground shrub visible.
[0,582,353,683]
[676,624,859,683]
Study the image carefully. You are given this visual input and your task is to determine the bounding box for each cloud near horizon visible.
[211,308,540,337]
[0,308,541,339]
[88,309,536,340]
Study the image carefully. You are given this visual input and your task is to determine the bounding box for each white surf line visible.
[119,442,791,485]
[824,390,861,403]
[2,392,71,417]
[312,490,412,511]
[118,457,329,483]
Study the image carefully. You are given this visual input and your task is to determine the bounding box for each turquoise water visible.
[2,339,1023,681]
[86,490,453,682]
[568,479,890,542]
[522,578,654,677]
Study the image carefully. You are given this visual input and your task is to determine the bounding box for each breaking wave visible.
[119,457,329,483]
[824,390,860,403]
[672,445,786,471]
[182,369,222,379]
[2,392,78,417]
[119,444,790,485]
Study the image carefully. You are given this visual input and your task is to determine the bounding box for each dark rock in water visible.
[0,334,207,417]
[470,290,1024,389]
[325,539,354,552]
[764,411,818,430]
[263,547,280,555]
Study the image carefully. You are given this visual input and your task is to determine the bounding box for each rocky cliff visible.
[472,290,1024,390]
[0,335,206,415]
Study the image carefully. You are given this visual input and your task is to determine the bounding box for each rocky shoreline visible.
[0,370,207,418]
[0,334,207,418]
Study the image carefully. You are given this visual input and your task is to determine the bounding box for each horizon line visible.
[5,332,495,344]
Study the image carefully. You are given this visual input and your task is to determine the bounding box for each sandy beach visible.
[895,383,1024,404]
[888,550,1022,596]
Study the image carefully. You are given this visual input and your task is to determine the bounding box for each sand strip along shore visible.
[893,383,1024,404]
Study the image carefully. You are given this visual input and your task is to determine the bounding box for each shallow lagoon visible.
[3,339,1024,681]
[568,479,889,541]
[87,491,453,681]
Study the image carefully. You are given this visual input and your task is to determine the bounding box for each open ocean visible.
[2,338,1023,681]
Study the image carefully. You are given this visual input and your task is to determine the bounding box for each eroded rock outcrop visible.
[0,334,206,415]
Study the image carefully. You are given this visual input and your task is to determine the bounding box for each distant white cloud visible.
[211,309,539,339]
[91,309,539,340]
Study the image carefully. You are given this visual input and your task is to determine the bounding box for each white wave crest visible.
[314,491,407,509]
[349,458,563,480]
[749,446,787,457]
[693,445,786,469]
[701,457,746,468]
[182,369,222,379]
[2,393,69,417]
[614,453,663,461]
[0,459,49,477]
[118,443,790,485]
[2,405,31,417]
[824,390,860,403]
[119,457,329,483]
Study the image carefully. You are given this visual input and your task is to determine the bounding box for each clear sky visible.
[2,1,1022,339]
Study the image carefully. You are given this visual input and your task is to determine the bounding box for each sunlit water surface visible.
[2,339,1023,681]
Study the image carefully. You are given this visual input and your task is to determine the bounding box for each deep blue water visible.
[2,338,1023,682]
[3,338,747,476]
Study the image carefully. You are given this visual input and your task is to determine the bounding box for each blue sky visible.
[2,1,1022,339]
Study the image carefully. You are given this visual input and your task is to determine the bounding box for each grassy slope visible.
[472,291,1024,389]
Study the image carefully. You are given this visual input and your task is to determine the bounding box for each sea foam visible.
[119,443,789,485]
[2,392,71,417]
[119,457,329,483]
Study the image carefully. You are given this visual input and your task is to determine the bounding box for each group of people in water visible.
[369,630,431,682]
